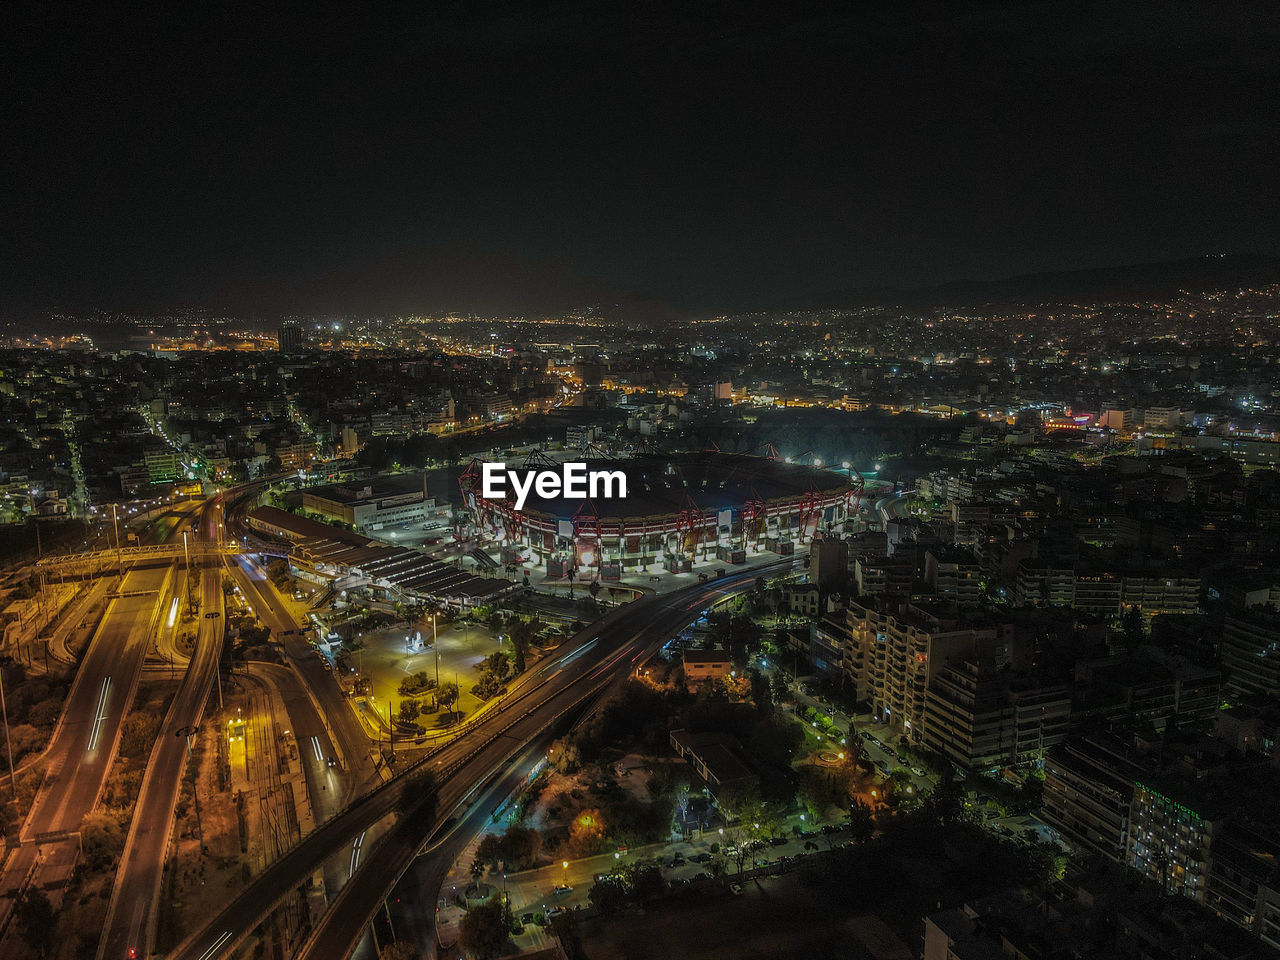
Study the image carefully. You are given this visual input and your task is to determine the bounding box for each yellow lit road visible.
[227,553,378,800]
[0,565,173,944]
[96,565,224,960]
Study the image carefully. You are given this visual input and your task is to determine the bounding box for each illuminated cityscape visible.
[1,7,1279,960]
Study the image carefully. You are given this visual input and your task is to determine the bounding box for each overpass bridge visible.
[34,542,239,574]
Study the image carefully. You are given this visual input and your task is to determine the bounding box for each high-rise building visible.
[278,321,303,352]
[923,658,1070,770]
[1221,609,1280,700]
[844,598,1005,741]
[808,537,849,590]
[1042,733,1145,862]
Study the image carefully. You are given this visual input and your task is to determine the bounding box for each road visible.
[0,564,172,943]
[285,564,798,960]
[96,566,223,960]
[227,553,378,801]
[389,735,559,957]
[168,559,795,960]
[874,492,911,527]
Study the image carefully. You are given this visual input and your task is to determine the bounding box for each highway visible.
[0,564,173,944]
[168,559,794,960]
[227,553,378,800]
[96,566,223,960]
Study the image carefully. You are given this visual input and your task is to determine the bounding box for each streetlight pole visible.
[111,502,123,576]
[433,612,440,691]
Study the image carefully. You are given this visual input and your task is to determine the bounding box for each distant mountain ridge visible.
[803,254,1280,310]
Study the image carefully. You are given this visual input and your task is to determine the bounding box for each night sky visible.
[3,2,1278,319]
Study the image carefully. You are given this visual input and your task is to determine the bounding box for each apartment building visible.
[923,658,1070,770]
[844,598,1006,742]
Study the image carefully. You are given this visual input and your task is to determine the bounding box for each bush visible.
[27,698,63,728]
[120,712,161,759]
[398,672,436,697]
[4,723,43,764]
[81,809,125,869]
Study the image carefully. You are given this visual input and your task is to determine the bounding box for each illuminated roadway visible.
[226,553,378,799]
[168,559,796,960]
[0,565,173,943]
[96,564,223,960]
[875,492,911,526]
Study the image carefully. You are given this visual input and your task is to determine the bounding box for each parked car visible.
[769,836,787,847]
[729,883,743,895]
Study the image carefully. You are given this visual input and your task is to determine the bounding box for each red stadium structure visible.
[458,452,864,579]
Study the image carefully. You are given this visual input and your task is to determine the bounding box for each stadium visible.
[459,451,866,579]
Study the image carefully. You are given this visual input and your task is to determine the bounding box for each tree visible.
[715,780,763,824]
[14,887,55,957]
[399,699,421,723]
[930,766,965,824]
[480,651,510,682]
[468,855,486,895]
[848,797,875,842]
[476,824,543,873]
[1120,605,1145,649]
[588,580,602,600]
[588,875,627,914]
[437,680,459,714]
[508,617,540,674]
[379,944,421,960]
[500,824,542,870]
[81,809,125,868]
[568,807,606,855]
[748,668,773,716]
[458,897,509,960]
[398,671,435,697]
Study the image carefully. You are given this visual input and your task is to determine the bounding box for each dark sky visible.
[3,2,1278,319]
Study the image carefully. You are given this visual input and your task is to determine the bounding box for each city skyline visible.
[3,6,1280,960]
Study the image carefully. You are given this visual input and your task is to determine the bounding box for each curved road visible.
[168,560,795,960]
